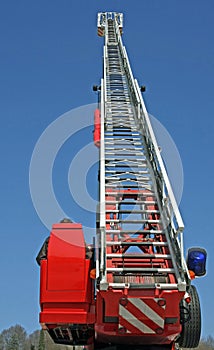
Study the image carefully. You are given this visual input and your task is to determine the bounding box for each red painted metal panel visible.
[39,223,95,325]
[93,109,101,147]
[47,224,85,290]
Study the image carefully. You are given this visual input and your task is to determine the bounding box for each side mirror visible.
[187,247,207,277]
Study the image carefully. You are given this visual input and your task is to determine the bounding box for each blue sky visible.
[0,0,214,339]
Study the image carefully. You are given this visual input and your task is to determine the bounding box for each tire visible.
[178,285,201,348]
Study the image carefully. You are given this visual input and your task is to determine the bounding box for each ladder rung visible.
[106,241,167,246]
[106,102,131,105]
[105,150,144,153]
[106,268,174,273]
[105,176,150,180]
[105,164,148,168]
[106,117,135,120]
[108,283,179,290]
[105,191,155,196]
[105,138,141,141]
[105,137,141,141]
[106,127,136,131]
[105,133,140,137]
[105,201,157,205]
[105,170,148,174]
[105,152,145,157]
[105,209,159,214]
[106,254,171,259]
[106,219,160,223]
[105,142,142,145]
[105,178,151,183]
[105,184,151,188]
[106,229,163,234]
[105,146,144,150]
[105,158,146,162]
[105,179,151,183]
[106,114,134,117]
[106,125,137,129]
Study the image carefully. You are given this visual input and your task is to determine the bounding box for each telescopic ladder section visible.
[97,13,188,292]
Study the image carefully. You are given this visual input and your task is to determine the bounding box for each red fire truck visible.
[37,12,207,350]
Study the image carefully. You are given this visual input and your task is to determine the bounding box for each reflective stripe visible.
[119,305,156,334]
[129,298,164,328]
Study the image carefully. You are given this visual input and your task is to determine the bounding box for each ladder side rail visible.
[135,80,184,234]
[99,18,111,286]
[161,196,187,274]
[161,220,187,290]
[178,230,190,276]
[134,81,187,276]
[179,230,186,272]
[115,23,184,234]
[104,45,108,104]
[95,235,100,279]
[165,215,187,279]
[99,77,107,284]
[123,46,140,117]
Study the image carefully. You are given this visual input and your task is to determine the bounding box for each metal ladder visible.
[98,13,188,292]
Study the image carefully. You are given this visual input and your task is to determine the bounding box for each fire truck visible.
[37,12,207,350]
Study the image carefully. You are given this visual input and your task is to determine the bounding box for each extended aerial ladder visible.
[96,12,186,292]
[37,12,206,350]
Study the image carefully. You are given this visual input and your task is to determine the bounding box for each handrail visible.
[115,22,184,235]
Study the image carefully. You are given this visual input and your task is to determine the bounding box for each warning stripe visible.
[119,317,141,334]
[119,319,137,334]
[125,299,164,331]
[150,298,166,316]
[119,305,156,334]
[128,298,165,328]
[119,298,165,335]
[98,28,104,36]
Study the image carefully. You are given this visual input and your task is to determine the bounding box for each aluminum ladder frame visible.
[97,12,189,292]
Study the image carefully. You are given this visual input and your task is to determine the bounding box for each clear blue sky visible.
[0,0,214,339]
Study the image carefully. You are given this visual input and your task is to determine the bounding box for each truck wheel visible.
[178,285,201,348]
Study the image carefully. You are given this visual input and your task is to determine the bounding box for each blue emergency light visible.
[187,247,207,276]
